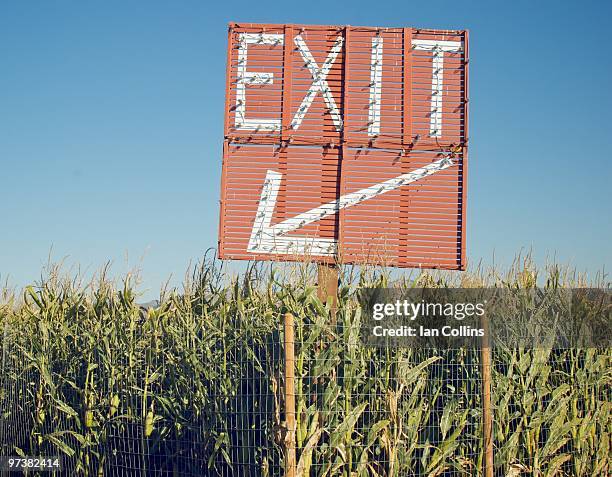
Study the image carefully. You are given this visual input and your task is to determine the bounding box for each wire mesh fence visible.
[0,302,284,477]
[0,278,610,476]
[286,316,484,476]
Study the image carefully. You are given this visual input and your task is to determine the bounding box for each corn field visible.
[0,256,610,476]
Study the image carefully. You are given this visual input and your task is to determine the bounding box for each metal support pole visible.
[481,314,494,477]
[283,312,296,477]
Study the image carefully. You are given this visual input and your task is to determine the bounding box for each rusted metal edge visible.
[218,25,235,259]
[460,30,469,270]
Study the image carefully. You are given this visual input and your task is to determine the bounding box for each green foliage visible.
[0,257,609,476]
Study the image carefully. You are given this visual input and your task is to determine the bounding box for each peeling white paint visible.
[368,37,383,136]
[291,35,344,131]
[411,39,462,138]
[235,33,284,131]
[248,156,455,255]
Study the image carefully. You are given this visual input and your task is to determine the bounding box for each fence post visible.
[283,313,296,477]
[481,314,494,477]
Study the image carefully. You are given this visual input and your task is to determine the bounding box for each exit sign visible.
[219,23,469,270]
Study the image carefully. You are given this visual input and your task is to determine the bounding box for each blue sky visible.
[1,0,610,296]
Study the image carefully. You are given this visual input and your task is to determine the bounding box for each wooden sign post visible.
[316,263,339,310]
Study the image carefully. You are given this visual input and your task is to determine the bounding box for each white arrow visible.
[247,156,456,256]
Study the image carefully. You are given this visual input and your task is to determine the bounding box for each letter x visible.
[291,35,344,131]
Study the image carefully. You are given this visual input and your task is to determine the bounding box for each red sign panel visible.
[219,23,469,270]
